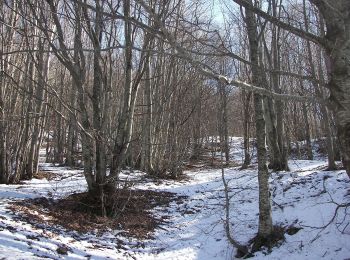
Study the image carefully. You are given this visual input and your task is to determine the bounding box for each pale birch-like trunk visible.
[245,0,273,239]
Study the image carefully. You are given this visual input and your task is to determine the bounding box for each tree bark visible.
[242,90,252,168]
[218,80,230,163]
[245,0,273,239]
[310,0,350,177]
[302,103,313,160]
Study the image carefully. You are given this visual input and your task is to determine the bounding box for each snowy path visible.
[0,159,349,259]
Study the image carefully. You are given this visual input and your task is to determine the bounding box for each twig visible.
[300,177,350,242]
[220,151,249,256]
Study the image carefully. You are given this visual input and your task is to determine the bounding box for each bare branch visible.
[231,0,329,48]
[135,0,325,104]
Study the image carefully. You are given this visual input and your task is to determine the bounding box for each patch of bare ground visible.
[33,171,57,181]
[8,189,185,239]
[146,172,190,182]
[184,156,238,171]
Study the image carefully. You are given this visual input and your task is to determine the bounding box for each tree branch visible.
[135,0,325,104]
[232,0,329,48]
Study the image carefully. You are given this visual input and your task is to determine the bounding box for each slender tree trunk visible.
[218,81,230,163]
[91,0,107,195]
[0,50,9,183]
[0,95,8,183]
[270,1,289,170]
[315,13,336,170]
[110,0,140,181]
[192,83,202,159]
[302,103,313,160]
[264,97,284,169]
[66,80,78,167]
[259,1,288,171]
[141,53,154,173]
[245,0,273,241]
[242,91,252,168]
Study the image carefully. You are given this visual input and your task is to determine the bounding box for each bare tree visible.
[231,0,350,177]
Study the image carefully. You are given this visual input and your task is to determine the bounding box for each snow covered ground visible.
[0,139,349,259]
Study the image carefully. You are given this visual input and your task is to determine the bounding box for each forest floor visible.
[0,138,349,259]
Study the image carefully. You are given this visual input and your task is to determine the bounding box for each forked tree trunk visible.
[110,0,140,181]
[258,2,288,171]
[263,97,284,169]
[270,1,289,171]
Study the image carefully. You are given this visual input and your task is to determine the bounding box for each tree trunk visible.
[242,91,251,168]
[192,83,202,159]
[140,36,154,173]
[91,0,107,195]
[302,1,334,164]
[260,1,288,171]
[270,1,289,171]
[245,0,273,240]
[264,97,284,169]
[66,84,78,167]
[218,81,230,163]
[110,0,139,180]
[310,0,350,177]
[302,103,313,160]
[254,95,273,238]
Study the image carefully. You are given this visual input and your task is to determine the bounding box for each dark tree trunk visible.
[311,0,350,177]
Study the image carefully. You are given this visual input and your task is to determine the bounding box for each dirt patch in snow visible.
[8,189,185,239]
[33,171,58,181]
[184,156,238,171]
